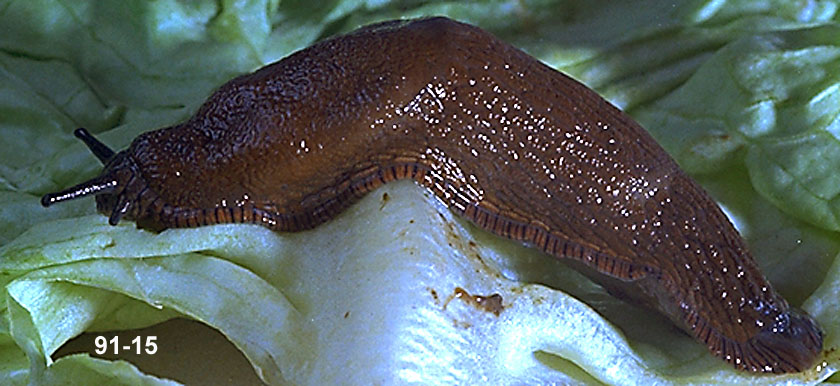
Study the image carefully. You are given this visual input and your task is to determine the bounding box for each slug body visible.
[42,17,822,373]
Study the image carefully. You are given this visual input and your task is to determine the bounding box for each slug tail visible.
[738,308,823,373]
[73,128,115,164]
[691,306,823,373]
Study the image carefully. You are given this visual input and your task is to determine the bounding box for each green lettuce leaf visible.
[1,0,839,384]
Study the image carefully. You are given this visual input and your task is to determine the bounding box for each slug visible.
[41,17,822,373]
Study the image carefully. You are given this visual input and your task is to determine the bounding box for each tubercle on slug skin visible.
[41,17,822,373]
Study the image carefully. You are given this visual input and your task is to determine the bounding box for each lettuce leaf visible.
[1,0,839,384]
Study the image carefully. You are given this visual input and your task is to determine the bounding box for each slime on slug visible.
[41,17,823,373]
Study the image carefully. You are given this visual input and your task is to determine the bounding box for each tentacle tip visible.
[41,193,56,207]
[107,194,132,226]
[73,127,90,139]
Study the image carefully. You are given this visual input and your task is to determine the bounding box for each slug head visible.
[41,128,147,226]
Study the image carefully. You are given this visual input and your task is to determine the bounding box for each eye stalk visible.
[41,128,120,208]
[73,128,115,164]
[40,176,118,207]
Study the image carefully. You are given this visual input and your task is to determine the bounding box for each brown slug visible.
[41,17,822,374]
